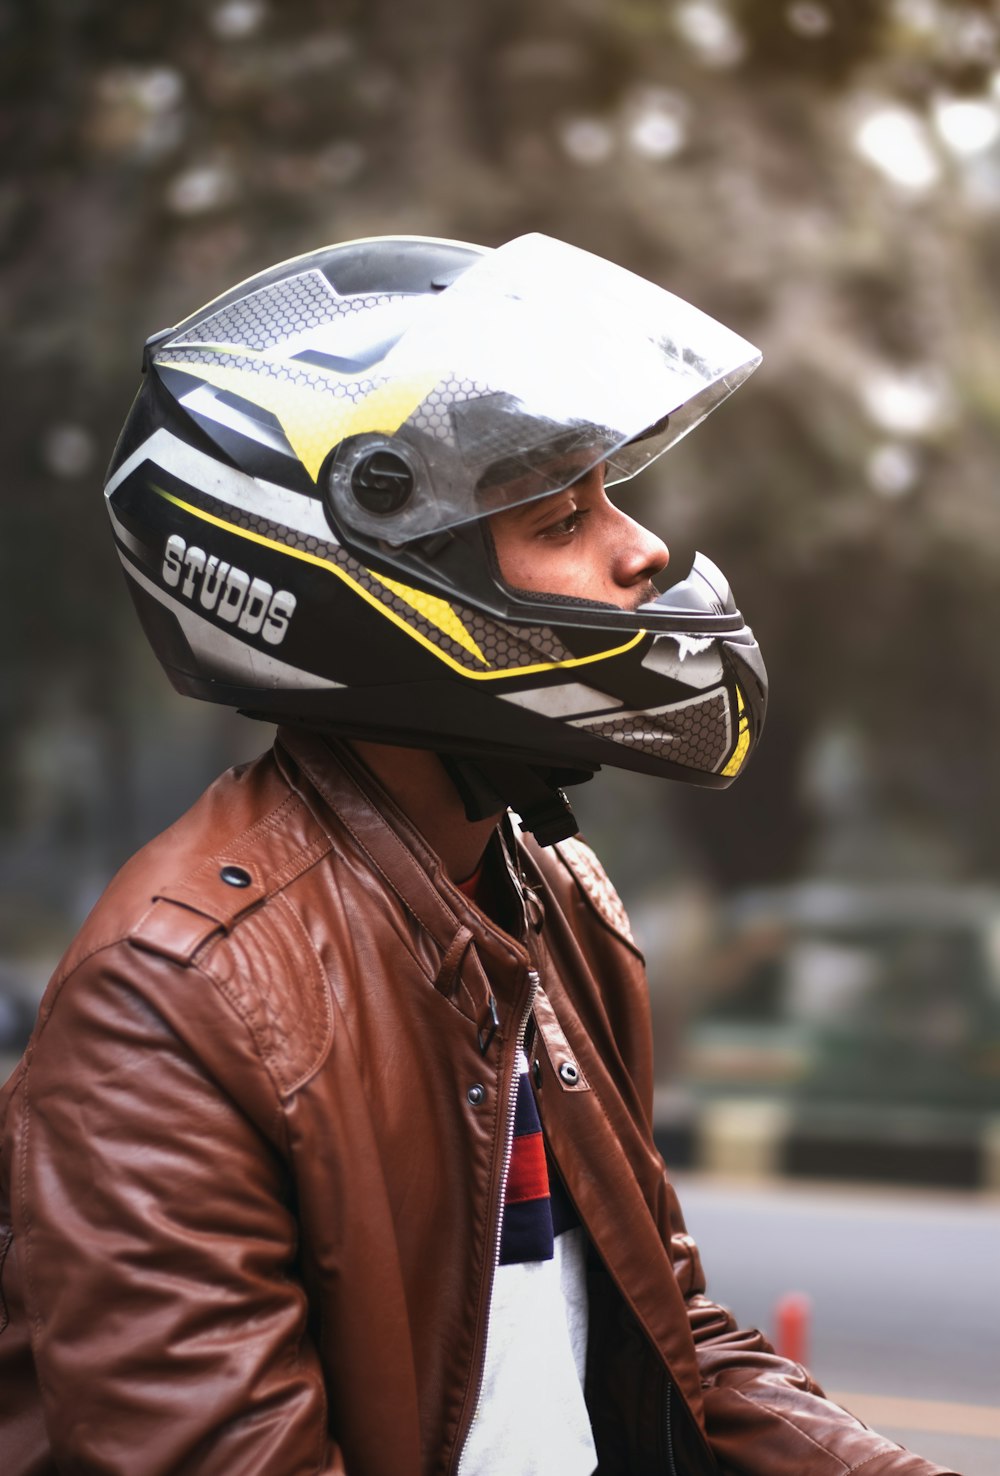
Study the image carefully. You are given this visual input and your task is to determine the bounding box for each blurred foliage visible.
[3,0,1000,959]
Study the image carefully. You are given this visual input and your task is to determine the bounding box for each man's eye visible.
[544,509,588,537]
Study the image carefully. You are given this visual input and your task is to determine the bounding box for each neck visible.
[348,739,502,883]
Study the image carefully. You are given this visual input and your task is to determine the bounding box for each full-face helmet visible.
[105,232,766,840]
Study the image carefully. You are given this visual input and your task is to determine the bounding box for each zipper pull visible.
[522,883,544,933]
[477,994,500,1055]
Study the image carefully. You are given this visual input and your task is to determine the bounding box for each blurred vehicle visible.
[0,961,47,1085]
[681,881,1000,1113]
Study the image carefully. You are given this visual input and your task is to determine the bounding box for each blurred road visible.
[673,1173,1000,1475]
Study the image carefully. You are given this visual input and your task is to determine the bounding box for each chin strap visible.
[254,713,594,847]
[440,755,594,847]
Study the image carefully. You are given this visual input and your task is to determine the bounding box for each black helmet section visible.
[104,233,766,842]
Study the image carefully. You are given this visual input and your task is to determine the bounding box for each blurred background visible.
[5,0,1000,1168]
[2,1,1000,1463]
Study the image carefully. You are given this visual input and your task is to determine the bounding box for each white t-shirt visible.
[458,1051,597,1476]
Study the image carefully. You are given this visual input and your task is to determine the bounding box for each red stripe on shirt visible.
[505,1129,550,1204]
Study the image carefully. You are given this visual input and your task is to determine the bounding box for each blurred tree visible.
[3,0,1000,948]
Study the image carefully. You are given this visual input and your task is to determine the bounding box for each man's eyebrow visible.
[487,456,597,523]
[518,489,577,526]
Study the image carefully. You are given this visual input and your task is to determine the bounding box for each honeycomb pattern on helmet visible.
[463,611,570,665]
[164,484,571,674]
[407,376,493,446]
[449,393,569,468]
[172,270,406,353]
[157,344,385,408]
[580,690,731,771]
[166,284,550,486]
[167,275,584,503]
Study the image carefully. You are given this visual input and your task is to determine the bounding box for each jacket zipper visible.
[664,1375,678,1476]
[453,965,539,1476]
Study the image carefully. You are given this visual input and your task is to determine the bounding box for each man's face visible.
[489,462,669,611]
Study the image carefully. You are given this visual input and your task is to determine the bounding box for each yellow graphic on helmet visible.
[720,685,750,777]
[367,571,489,665]
[156,345,439,481]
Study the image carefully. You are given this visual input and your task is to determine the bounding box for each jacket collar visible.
[274,727,533,977]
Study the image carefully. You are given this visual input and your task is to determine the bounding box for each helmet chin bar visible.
[440,754,595,847]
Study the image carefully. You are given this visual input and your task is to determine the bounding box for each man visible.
[0,234,956,1474]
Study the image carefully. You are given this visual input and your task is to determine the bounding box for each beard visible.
[629,579,663,610]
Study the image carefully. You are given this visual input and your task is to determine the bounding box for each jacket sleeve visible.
[667,1208,962,1476]
[9,941,345,1476]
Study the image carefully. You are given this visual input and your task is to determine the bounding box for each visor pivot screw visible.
[351,449,414,514]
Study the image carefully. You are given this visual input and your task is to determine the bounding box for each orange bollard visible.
[774,1291,812,1366]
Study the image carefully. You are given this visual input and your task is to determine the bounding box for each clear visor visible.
[331,233,761,540]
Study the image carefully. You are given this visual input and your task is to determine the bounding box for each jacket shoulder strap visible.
[128,796,334,966]
[552,835,640,953]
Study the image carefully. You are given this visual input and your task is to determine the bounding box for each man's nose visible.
[614,509,669,587]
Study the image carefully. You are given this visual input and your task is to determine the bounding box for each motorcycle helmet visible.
[105,232,766,841]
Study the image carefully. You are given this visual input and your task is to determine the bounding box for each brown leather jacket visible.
[0,730,956,1475]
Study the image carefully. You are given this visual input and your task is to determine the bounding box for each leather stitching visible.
[271,890,335,1095]
[843,1448,907,1474]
